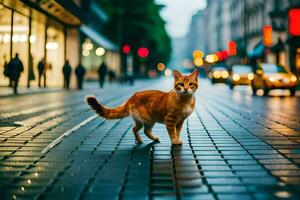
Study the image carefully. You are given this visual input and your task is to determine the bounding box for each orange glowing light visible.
[228,41,237,56]
[193,50,203,58]
[157,63,166,71]
[263,25,272,46]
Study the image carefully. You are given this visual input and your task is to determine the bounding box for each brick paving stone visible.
[1,79,300,199]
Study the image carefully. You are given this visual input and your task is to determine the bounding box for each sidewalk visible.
[0,86,63,98]
[0,81,106,98]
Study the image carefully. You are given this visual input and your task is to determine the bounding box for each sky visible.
[156,0,207,38]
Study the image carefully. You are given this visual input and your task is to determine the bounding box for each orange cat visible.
[86,69,198,145]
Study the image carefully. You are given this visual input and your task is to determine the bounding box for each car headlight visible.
[232,74,240,81]
[269,77,276,82]
[290,75,297,82]
[247,73,254,80]
[283,78,290,83]
[221,71,229,79]
[213,71,221,78]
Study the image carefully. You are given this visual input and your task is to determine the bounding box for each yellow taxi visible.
[251,63,298,96]
[229,65,254,89]
[208,65,229,84]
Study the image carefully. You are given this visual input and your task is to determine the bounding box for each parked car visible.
[208,66,229,84]
[229,65,254,89]
[251,63,298,96]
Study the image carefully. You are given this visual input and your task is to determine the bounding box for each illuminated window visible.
[12,11,29,86]
[0,5,12,86]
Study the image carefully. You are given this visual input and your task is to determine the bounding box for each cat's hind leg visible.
[133,120,143,143]
[144,122,160,142]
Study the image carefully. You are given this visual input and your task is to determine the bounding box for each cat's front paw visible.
[153,136,160,142]
[171,139,183,145]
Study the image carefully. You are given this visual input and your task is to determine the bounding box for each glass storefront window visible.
[46,19,64,87]
[12,11,29,86]
[0,5,12,86]
[31,20,45,86]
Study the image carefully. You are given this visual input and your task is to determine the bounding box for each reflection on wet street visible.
[0,79,300,199]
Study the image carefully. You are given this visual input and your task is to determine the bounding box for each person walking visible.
[75,62,86,90]
[98,62,107,88]
[27,54,35,88]
[6,53,24,94]
[2,55,12,87]
[37,58,46,87]
[62,60,72,89]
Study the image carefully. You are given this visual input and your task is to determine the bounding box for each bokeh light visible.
[194,57,203,67]
[164,69,172,77]
[193,50,203,58]
[157,63,166,71]
[122,44,131,54]
[95,47,105,56]
[137,47,149,58]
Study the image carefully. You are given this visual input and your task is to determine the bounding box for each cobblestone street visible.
[0,79,300,200]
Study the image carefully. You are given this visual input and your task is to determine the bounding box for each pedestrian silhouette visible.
[6,53,24,94]
[2,55,12,87]
[37,58,46,87]
[98,62,107,88]
[27,54,35,88]
[62,60,72,89]
[108,70,116,83]
[75,63,86,90]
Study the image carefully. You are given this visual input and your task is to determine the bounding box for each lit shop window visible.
[0,5,12,86]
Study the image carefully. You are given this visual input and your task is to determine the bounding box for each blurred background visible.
[0,0,299,95]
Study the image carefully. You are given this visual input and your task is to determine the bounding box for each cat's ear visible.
[173,70,182,78]
[190,69,199,81]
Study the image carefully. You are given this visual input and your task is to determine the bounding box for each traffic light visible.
[122,44,131,54]
[137,47,149,58]
[228,41,237,56]
[289,8,300,36]
[263,25,272,46]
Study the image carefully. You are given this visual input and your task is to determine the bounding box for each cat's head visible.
[173,69,199,95]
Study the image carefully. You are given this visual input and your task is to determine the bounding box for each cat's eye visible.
[189,83,193,86]
[178,82,184,87]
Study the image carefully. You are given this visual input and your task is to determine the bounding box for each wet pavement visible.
[0,79,300,200]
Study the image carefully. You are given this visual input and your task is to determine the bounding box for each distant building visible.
[185,10,206,57]
[0,0,119,87]
[188,0,300,76]
[187,0,231,54]
[229,0,300,74]
[169,37,187,70]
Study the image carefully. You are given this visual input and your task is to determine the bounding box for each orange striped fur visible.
[86,69,199,145]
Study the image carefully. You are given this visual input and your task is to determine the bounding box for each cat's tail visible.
[85,96,130,119]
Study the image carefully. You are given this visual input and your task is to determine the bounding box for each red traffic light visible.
[289,8,300,36]
[228,41,237,56]
[137,47,149,58]
[263,25,272,46]
[122,44,131,54]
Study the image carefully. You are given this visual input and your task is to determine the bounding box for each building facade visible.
[186,0,300,76]
[0,0,119,88]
